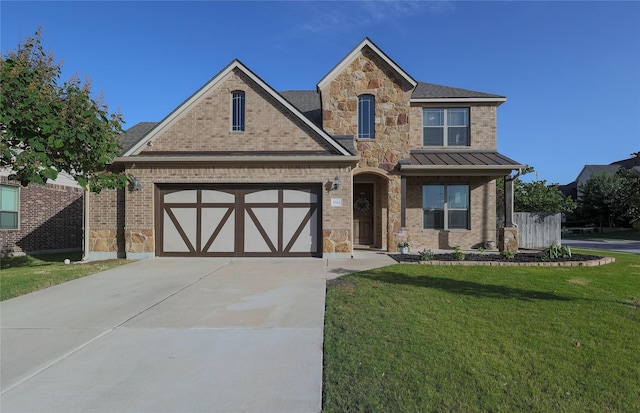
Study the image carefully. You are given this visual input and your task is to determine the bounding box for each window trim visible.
[423,107,470,146]
[231,91,245,132]
[0,184,19,230]
[358,94,375,139]
[422,184,470,230]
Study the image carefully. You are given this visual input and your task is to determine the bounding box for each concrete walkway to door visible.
[1,250,395,413]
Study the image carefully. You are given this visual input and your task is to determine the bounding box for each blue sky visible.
[2,1,639,185]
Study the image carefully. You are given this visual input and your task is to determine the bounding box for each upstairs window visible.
[423,184,469,230]
[358,95,375,139]
[232,91,245,131]
[423,108,469,146]
[0,185,19,229]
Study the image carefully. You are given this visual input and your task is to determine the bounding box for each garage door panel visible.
[285,208,318,253]
[158,186,320,257]
[245,208,278,253]
[163,209,196,253]
[201,208,235,253]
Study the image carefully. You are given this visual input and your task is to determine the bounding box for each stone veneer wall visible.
[98,162,353,258]
[319,47,414,250]
[88,188,125,258]
[405,176,497,250]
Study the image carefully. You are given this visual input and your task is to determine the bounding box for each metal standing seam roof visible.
[400,151,524,176]
[409,151,522,167]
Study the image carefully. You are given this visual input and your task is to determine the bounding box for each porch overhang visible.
[399,150,524,177]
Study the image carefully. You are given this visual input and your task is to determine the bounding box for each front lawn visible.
[0,252,132,301]
[563,227,640,241]
[323,250,640,412]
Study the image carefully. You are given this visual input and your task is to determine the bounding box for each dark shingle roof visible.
[120,122,158,153]
[611,156,640,169]
[280,90,322,127]
[412,82,505,100]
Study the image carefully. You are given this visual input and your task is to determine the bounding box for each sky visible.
[2,0,639,185]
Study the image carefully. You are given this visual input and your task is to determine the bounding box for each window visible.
[0,185,19,229]
[423,184,469,230]
[358,95,375,139]
[423,108,469,146]
[232,91,245,131]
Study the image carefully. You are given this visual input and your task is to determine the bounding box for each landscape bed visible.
[391,252,614,266]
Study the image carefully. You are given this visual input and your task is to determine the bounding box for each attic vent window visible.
[232,91,245,131]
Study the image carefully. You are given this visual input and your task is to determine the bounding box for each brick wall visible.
[1,176,83,255]
[143,68,334,153]
[90,162,354,256]
[405,176,497,250]
[409,104,498,150]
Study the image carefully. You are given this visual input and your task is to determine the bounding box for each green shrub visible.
[452,245,465,261]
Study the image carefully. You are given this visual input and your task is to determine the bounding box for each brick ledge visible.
[409,257,615,267]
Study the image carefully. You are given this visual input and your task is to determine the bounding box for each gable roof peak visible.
[123,58,351,157]
[317,37,417,91]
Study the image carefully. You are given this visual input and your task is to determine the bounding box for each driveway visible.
[0,251,395,412]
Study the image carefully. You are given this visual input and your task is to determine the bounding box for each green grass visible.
[1,252,132,301]
[323,250,640,412]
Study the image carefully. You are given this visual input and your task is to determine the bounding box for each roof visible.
[120,122,158,154]
[317,37,417,91]
[576,165,622,183]
[280,90,322,127]
[122,60,352,157]
[411,82,505,102]
[611,156,640,169]
[400,150,524,177]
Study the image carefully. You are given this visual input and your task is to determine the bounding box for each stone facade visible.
[1,175,83,256]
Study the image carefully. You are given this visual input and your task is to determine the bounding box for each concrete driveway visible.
[0,251,395,412]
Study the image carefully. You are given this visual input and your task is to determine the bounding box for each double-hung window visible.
[423,184,469,230]
[0,185,19,229]
[232,91,245,131]
[423,108,469,146]
[358,95,375,139]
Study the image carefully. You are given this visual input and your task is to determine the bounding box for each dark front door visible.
[353,183,374,246]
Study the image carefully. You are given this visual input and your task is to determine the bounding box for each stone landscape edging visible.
[404,257,615,267]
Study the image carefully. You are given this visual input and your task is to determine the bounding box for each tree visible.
[0,29,128,192]
[496,166,576,226]
[613,167,640,227]
[578,172,622,229]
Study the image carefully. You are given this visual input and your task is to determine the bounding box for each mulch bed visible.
[390,252,604,264]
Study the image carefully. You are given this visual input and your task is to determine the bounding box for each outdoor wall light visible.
[132,176,142,191]
[333,176,340,190]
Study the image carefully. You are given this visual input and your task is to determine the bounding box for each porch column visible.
[499,173,518,252]
[400,175,406,227]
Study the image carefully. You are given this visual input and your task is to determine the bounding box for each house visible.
[1,170,84,256]
[87,38,523,260]
[559,155,640,200]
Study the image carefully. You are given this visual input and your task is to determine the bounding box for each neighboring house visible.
[1,170,84,256]
[88,38,523,260]
[560,155,640,200]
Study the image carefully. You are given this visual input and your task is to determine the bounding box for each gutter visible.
[112,155,360,165]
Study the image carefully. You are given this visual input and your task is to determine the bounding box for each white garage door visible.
[157,185,321,257]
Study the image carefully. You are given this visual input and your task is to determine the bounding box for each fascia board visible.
[411,97,507,104]
[317,38,417,91]
[113,155,360,164]
[400,164,524,177]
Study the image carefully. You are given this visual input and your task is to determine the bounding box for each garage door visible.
[156,185,321,257]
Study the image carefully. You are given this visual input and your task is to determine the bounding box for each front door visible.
[353,183,374,246]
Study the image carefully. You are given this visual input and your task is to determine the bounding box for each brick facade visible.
[89,39,517,259]
[1,176,83,256]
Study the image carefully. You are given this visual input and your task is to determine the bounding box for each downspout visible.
[81,189,90,261]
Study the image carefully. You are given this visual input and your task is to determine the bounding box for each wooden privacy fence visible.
[514,212,561,249]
